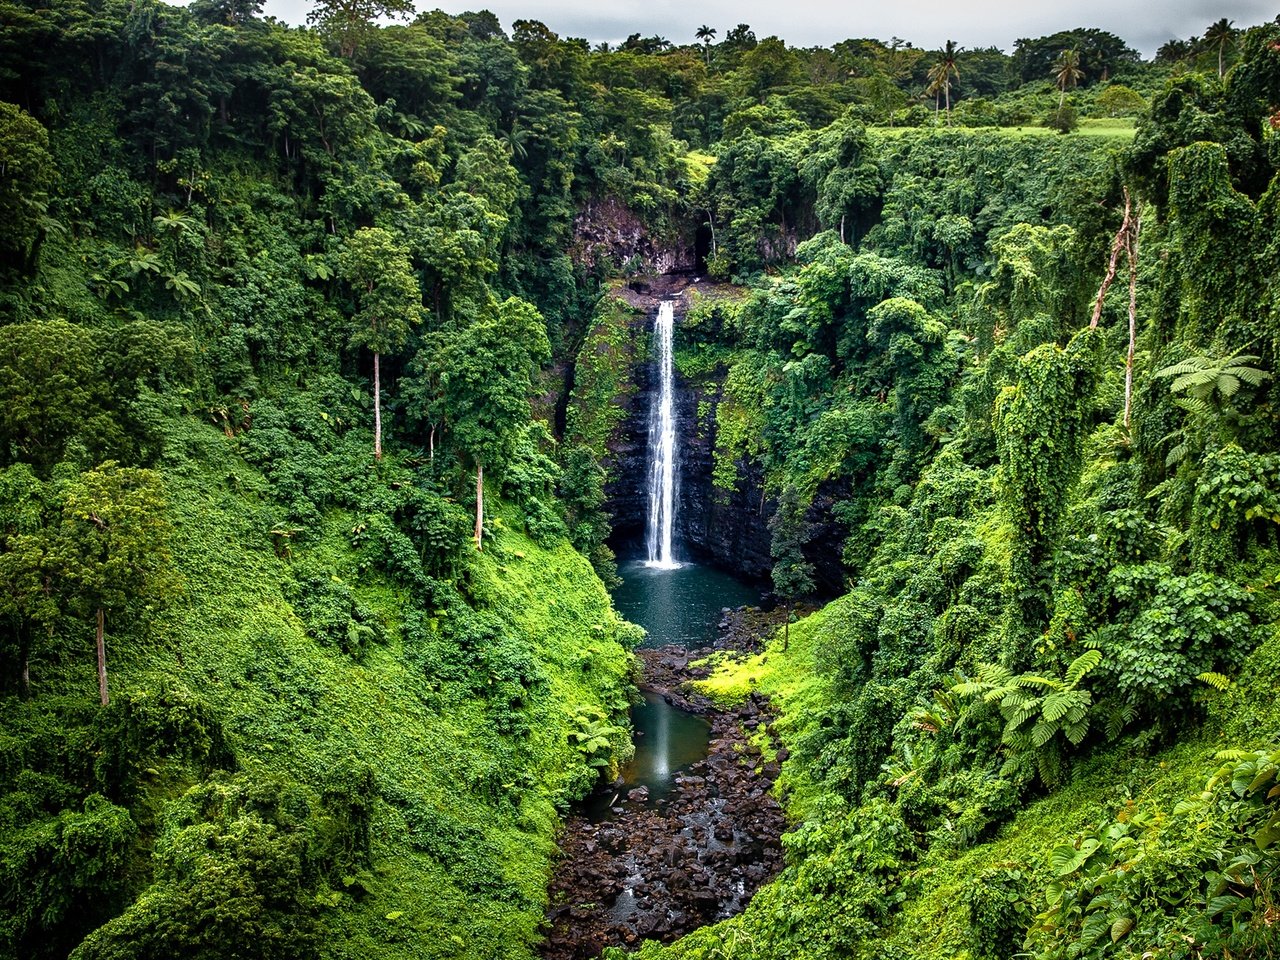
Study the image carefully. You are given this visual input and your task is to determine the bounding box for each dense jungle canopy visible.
[1,2,1279,958]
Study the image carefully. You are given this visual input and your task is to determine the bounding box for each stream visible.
[540,298,785,958]
[541,560,786,958]
[583,560,760,822]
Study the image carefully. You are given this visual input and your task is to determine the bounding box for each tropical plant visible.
[696,24,716,66]
[927,41,961,126]
[954,650,1103,783]
[1052,48,1084,115]
[1154,351,1270,412]
[1204,18,1236,78]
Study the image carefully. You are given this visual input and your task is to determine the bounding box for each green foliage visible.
[995,329,1099,654]
[3,6,1280,960]
[769,485,816,610]
[1094,564,1255,715]
[954,650,1102,784]
[71,770,364,960]
[0,101,55,270]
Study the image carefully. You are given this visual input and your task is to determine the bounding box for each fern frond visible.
[1014,674,1060,690]
[1066,649,1102,687]
[1228,363,1270,386]
[1005,703,1039,728]
[1064,717,1091,745]
[1174,396,1212,418]
[1170,369,1217,394]
[1031,720,1058,748]
[1197,671,1232,691]
[1155,356,1212,380]
[976,663,1014,686]
[1041,690,1075,723]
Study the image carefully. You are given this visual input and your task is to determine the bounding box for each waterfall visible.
[645,300,680,569]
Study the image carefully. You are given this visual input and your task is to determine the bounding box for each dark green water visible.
[585,691,713,818]
[586,560,761,820]
[611,559,761,649]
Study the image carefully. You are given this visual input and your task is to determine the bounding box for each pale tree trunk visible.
[1124,206,1141,428]
[1091,189,1133,329]
[428,425,435,461]
[1089,189,1141,429]
[474,462,484,550]
[373,351,382,461]
[840,213,846,244]
[945,82,951,126]
[96,607,108,706]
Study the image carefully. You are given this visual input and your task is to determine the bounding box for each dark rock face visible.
[600,283,846,590]
[571,197,697,276]
[676,382,774,580]
[602,337,652,548]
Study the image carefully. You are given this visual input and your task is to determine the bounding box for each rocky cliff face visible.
[675,378,774,579]
[571,197,698,276]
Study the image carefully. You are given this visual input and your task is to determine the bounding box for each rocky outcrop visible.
[571,197,697,276]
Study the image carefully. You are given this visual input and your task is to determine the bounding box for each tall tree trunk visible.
[945,82,951,126]
[1091,189,1133,329]
[840,213,846,244]
[1124,206,1141,428]
[429,424,435,460]
[19,629,29,698]
[474,462,484,550]
[96,607,108,706]
[373,351,382,461]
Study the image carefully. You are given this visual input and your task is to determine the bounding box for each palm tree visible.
[696,24,716,67]
[1204,18,1235,79]
[1053,48,1084,113]
[928,41,960,126]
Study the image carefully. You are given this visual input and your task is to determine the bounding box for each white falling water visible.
[645,300,680,569]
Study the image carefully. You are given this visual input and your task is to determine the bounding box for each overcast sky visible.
[253,0,1279,57]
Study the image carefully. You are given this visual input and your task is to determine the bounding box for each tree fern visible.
[953,651,1104,782]
[1155,352,1270,403]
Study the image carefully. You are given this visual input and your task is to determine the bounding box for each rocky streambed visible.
[541,619,789,960]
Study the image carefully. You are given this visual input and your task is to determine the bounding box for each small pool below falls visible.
[611,559,762,649]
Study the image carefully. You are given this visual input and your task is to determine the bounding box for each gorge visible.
[2,7,1279,960]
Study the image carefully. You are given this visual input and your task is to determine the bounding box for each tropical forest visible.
[1,1,1279,958]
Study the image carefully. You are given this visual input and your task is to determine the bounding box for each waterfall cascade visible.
[644,300,680,569]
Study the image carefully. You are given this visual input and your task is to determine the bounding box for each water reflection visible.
[584,692,711,821]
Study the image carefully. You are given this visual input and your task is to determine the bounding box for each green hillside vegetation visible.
[1,2,1279,959]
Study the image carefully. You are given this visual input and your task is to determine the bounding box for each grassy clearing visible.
[868,119,1136,139]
